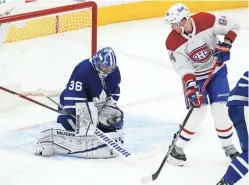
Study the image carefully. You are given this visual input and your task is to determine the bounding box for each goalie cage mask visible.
[92,47,117,78]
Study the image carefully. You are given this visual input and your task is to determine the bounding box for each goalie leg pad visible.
[75,102,98,137]
[33,128,124,159]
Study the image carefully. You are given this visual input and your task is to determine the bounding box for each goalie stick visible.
[142,58,218,184]
[0,86,132,158]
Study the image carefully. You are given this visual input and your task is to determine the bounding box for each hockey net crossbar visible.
[0,1,97,97]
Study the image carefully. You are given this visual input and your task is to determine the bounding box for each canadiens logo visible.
[188,44,213,63]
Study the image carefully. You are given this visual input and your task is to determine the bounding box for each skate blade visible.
[167,156,185,167]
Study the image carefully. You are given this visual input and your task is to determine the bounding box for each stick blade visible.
[141,175,153,184]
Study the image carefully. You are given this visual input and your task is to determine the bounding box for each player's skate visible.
[216,178,229,185]
[222,144,240,160]
[167,132,187,166]
[167,145,187,166]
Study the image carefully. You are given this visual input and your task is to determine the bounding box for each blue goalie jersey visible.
[57,59,121,129]
[227,71,249,107]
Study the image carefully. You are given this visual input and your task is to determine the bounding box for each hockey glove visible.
[214,41,232,66]
[186,85,204,108]
[183,74,204,108]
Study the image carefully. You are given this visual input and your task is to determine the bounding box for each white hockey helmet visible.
[165,3,190,26]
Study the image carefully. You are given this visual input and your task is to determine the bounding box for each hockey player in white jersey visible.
[217,71,248,185]
[33,47,125,159]
[164,3,240,166]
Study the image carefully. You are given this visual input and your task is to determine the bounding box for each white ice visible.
[0,8,248,185]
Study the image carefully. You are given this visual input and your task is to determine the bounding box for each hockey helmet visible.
[165,3,190,26]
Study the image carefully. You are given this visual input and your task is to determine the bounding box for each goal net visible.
[0,1,97,110]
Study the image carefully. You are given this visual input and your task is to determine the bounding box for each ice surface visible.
[0,8,248,185]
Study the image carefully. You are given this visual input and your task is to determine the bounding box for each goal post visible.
[0,1,98,111]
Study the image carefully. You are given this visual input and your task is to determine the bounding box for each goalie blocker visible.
[33,102,125,159]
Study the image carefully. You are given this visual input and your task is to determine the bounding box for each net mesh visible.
[6,9,92,43]
[0,2,97,101]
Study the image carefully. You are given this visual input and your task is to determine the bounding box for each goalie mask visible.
[92,47,117,78]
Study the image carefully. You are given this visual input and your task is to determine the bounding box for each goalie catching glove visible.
[75,98,124,136]
[98,97,124,133]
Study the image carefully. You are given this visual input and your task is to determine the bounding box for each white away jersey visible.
[166,12,240,80]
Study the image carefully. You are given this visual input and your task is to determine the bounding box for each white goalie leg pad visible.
[33,128,124,159]
[33,129,55,156]
[75,102,98,137]
[211,102,233,147]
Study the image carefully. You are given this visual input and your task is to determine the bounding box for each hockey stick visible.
[0,86,132,158]
[142,58,218,184]
[0,86,69,114]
